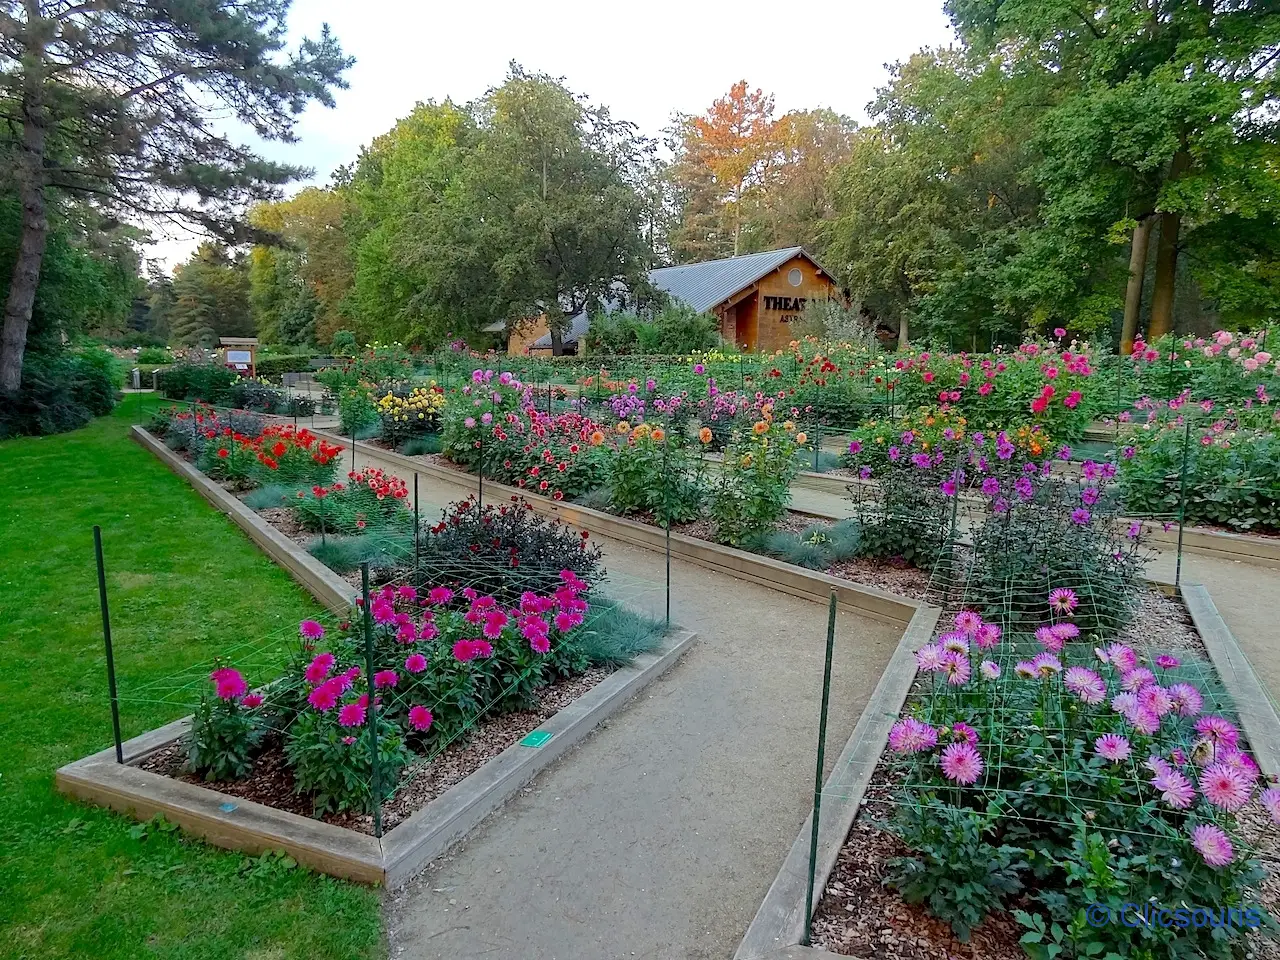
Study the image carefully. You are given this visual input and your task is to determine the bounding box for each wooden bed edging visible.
[56,627,697,887]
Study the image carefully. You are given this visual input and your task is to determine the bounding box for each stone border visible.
[731,582,1280,959]
[733,603,942,960]
[310,432,920,628]
[132,426,357,614]
[56,625,697,887]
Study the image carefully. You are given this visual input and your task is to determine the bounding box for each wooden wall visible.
[752,254,837,354]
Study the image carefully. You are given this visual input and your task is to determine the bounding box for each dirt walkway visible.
[334,445,903,959]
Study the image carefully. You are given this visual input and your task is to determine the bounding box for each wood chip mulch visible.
[136,668,609,836]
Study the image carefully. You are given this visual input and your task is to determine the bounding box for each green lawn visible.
[0,399,383,960]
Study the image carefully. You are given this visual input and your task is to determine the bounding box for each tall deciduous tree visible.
[948,0,1280,344]
[443,65,653,354]
[0,1,351,390]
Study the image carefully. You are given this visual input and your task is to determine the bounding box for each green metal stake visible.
[813,423,821,472]
[663,437,671,627]
[803,592,839,945]
[94,526,124,764]
[361,563,382,838]
[1175,416,1192,586]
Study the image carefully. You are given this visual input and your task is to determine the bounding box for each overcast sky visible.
[149,0,957,268]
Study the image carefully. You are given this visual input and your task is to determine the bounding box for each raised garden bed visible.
[735,582,1280,960]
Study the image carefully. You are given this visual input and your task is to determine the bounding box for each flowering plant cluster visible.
[884,336,1096,442]
[884,600,1275,953]
[1117,406,1280,534]
[709,405,804,546]
[276,575,591,813]
[186,665,266,781]
[376,384,446,446]
[604,421,707,526]
[316,342,417,395]
[290,466,413,535]
[418,496,604,602]
[1127,330,1279,405]
[443,369,608,501]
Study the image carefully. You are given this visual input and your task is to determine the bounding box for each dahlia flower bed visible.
[140,573,608,831]
[811,593,1279,960]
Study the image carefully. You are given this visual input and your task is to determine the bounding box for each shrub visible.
[157,362,237,402]
[709,411,803,546]
[330,329,357,355]
[291,467,412,534]
[337,385,379,436]
[136,346,172,365]
[185,668,266,781]
[255,354,314,379]
[583,302,720,355]
[0,349,120,438]
[755,520,862,570]
[375,384,445,446]
[605,422,706,525]
[416,496,604,602]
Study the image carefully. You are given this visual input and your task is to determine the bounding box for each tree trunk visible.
[549,323,564,357]
[1120,216,1152,355]
[0,11,49,394]
[898,313,909,350]
[1148,151,1191,342]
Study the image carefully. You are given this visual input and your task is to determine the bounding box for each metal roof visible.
[648,246,805,313]
[526,246,813,349]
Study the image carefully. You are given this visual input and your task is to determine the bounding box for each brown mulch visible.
[810,763,1025,960]
[137,668,609,836]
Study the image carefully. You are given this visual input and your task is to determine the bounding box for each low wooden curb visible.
[1180,583,1280,778]
[733,604,942,960]
[132,426,357,614]
[311,432,921,628]
[56,626,697,887]
[732,583,1280,959]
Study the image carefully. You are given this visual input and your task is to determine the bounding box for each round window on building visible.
[788,267,803,287]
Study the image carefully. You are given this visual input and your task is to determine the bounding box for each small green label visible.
[520,730,553,748]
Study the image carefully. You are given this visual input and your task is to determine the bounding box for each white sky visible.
[147,0,957,269]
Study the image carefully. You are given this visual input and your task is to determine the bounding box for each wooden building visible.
[514,247,839,355]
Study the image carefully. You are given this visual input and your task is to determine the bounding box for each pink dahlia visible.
[482,610,509,640]
[374,669,399,689]
[427,586,454,605]
[338,701,367,728]
[951,722,979,745]
[1064,666,1106,704]
[940,631,970,654]
[1260,787,1280,826]
[980,660,1001,680]
[452,639,478,662]
[953,610,983,637]
[408,705,434,732]
[1167,683,1204,717]
[1154,654,1181,670]
[241,693,263,709]
[1100,643,1138,673]
[1191,824,1235,867]
[1200,762,1252,810]
[975,623,1002,649]
[419,621,439,641]
[1153,769,1196,809]
[299,619,325,640]
[211,667,247,701]
[1111,692,1139,717]
[940,650,971,686]
[888,717,939,754]
[530,634,551,654]
[1130,707,1161,735]
[1014,660,1037,679]
[1048,588,1078,614]
[305,652,336,685]
[1138,684,1174,717]
[1030,652,1062,678]
[1035,626,1063,652]
[939,742,984,784]
[1195,715,1240,747]
[1095,733,1131,762]
[915,644,945,672]
[1120,667,1156,692]
[404,653,428,673]
[1050,622,1080,643]
[308,678,341,711]
[1215,747,1260,783]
